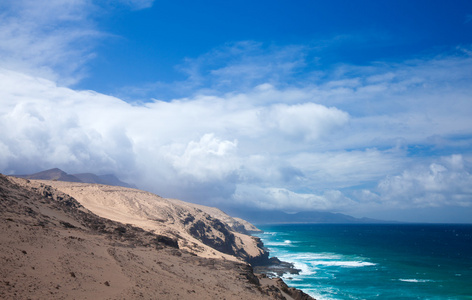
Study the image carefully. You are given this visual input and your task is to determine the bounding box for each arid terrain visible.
[0,174,313,299]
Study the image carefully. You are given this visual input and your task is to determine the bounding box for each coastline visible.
[252,222,472,299]
[249,230,314,300]
[1,174,314,300]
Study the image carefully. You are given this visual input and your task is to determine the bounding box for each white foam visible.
[399,279,433,283]
[265,241,291,246]
[305,287,341,300]
[284,240,292,244]
[277,252,376,269]
[281,252,344,261]
[292,261,317,276]
[315,261,377,267]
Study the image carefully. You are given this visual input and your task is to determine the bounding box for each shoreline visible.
[253,256,301,277]
[1,175,315,300]
[249,232,314,299]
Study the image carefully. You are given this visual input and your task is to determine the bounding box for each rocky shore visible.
[254,256,301,277]
[1,174,314,299]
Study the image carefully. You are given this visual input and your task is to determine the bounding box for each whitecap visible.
[259,231,278,237]
[281,252,344,261]
[398,279,433,283]
[265,242,291,246]
[315,261,377,268]
[277,252,376,269]
[292,261,317,276]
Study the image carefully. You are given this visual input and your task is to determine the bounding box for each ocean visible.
[255,224,472,300]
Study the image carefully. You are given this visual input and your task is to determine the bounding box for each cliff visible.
[15,179,268,265]
[1,174,313,299]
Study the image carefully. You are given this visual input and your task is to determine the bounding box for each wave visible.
[315,261,377,267]
[398,279,434,283]
[265,239,296,247]
[260,231,278,236]
[265,242,295,247]
[281,252,344,261]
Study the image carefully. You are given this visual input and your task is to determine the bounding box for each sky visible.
[1,0,472,223]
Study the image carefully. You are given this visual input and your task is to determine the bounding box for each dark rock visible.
[253,257,301,277]
[152,235,179,249]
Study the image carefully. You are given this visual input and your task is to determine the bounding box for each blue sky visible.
[1,0,472,222]
[79,0,472,99]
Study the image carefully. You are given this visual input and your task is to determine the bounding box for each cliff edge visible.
[1,174,314,299]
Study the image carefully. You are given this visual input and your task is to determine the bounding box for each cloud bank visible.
[1,0,472,222]
[1,47,472,220]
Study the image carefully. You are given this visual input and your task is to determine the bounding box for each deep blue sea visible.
[255,224,472,300]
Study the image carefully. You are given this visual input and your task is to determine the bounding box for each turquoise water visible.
[255,224,472,300]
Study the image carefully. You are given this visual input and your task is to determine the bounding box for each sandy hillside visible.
[1,175,314,300]
[26,179,267,264]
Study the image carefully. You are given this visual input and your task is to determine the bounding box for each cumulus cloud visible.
[377,155,472,208]
[1,3,472,220]
[0,67,355,205]
[232,185,355,212]
[263,103,348,141]
[164,134,239,182]
[2,44,472,217]
[3,60,471,217]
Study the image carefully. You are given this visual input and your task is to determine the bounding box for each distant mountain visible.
[73,173,137,189]
[15,168,136,189]
[225,208,390,224]
[15,168,82,182]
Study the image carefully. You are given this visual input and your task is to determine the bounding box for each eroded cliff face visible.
[186,216,269,265]
[1,174,307,300]
[10,178,268,265]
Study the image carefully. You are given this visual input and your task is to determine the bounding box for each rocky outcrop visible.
[254,257,301,277]
[273,277,314,300]
[180,202,262,234]
[186,216,269,265]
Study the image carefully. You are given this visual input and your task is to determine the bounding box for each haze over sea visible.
[256,224,472,300]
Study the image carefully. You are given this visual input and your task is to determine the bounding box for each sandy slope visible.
[2,175,312,299]
[27,180,267,264]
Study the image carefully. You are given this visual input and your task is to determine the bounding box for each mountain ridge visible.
[225,207,390,225]
[14,168,136,189]
[14,168,388,224]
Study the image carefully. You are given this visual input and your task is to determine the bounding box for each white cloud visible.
[0,0,100,84]
[0,0,156,85]
[165,133,239,182]
[1,26,472,220]
[2,46,472,216]
[377,155,472,208]
[263,103,349,141]
[288,149,406,189]
[0,68,353,203]
[126,42,310,99]
[232,185,355,212]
